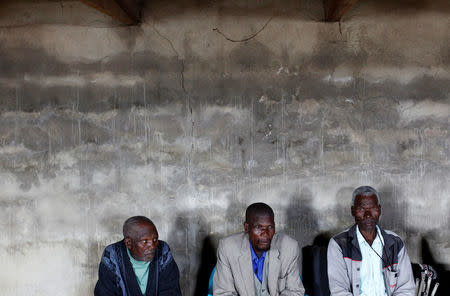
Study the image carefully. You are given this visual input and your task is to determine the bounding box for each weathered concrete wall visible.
[0,0,449,295]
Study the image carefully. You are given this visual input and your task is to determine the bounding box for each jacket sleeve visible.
[280,241,305,296]
[392,245,415,296]
[158,245,182,296]
[327,238,353,296]
[94,250,122,296]
[213,239,238,296]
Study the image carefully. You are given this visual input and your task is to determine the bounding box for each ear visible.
[351,206,355,217]
[244,222,249,233]
[124,237,132,250]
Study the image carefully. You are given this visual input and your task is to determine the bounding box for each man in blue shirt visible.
[214,202,305,296]
[94,216,182,296]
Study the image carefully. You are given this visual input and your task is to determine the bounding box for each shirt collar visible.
[250,242,266,261]
[356,225,384,245]
[126,247,151,266]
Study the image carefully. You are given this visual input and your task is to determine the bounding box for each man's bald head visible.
[245,202,274,223]
[123,216,155,239]
[123,216,159,261]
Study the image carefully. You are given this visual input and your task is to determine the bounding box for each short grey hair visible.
[351,186,380,206]
[123,216,154,239]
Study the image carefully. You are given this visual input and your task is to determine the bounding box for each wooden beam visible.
[323,0,359,22]
[80,0,140,25]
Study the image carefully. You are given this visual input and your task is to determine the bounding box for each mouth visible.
[144,249,156,257]
[361,219,376,225]
[258,240,271,247]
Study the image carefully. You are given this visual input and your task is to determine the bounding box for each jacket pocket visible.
[384,269,398,294]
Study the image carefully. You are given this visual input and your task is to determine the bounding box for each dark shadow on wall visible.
[298,185,372,296]
[193,235,218,296]
[286,187,319,248]
[144,0,325,21]
[333,186,356,231]
[366,185,449,296]
[225,199,247,236]
[168,214,191,294]
[298,186,354,296]
[168,212,210,296]
[420,237,450,296]
[377,185,410,235]
[285,187,319,295]
[365,0,450,13]
[295,184,450,296]
[143,0,450,21]
[192,200,246,295]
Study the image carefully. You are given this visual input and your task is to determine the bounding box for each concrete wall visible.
[0,1,449,295]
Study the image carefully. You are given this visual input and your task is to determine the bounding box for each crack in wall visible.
[151,23,186,93]
[212,16,273,43]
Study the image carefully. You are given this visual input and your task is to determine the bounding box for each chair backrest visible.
[311,245,330,296]
[207,266,216,296]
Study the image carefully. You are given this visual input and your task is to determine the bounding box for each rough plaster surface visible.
[0,1,449,295]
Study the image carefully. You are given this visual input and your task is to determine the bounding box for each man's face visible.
[351,194,381,232]
[244,214,275,255]
[125,222,159,261]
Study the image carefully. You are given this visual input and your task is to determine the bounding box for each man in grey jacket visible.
[214,202,305,296]
[327,186,415,296]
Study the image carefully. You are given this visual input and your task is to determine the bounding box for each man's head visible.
[351,186,381,233]
[123,216,159,262]
[244,202,275,256]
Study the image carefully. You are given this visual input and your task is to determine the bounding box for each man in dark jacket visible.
[94,216,181,296]
[327,186,415,296]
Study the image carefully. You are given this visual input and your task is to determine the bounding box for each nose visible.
[260,227,271,236]
[364,209,372,218]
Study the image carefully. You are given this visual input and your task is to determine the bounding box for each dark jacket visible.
[327,225,415,296]
[94,240,182,296]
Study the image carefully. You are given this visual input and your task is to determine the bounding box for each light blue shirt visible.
[126,248,150,295]
[356,225,388,296]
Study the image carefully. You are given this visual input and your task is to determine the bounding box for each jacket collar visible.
[378,227,395,248]
[267,234,281,296]
[238,233,255,296]
[347,225,362,261]
[348,224,395,267]
[348,224,359,247]
[237,233,281,296]
[120,240,158,296]
[350,224,392,247]
[355,225,384,246]
[120,240,145,295]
